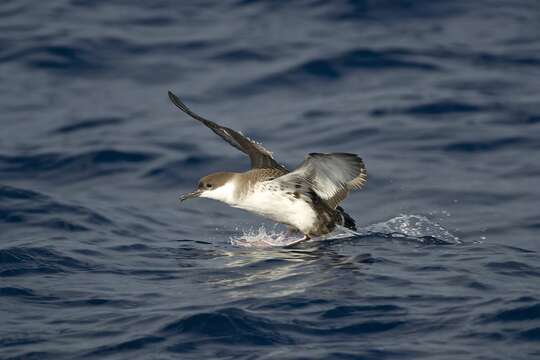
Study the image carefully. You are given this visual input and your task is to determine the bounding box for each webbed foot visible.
[284,234,311,248]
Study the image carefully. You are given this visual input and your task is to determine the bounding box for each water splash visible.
[230,214,460,248]
[363,214,461,244]
[229,225,356,248]
[229,226,296,248]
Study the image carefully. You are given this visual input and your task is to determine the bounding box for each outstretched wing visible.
[277,153,367,208]
[168,91,286,171]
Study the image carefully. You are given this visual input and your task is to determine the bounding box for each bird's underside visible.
[168,91,367,241]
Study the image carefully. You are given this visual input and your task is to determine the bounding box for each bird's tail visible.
[336,206,357,231]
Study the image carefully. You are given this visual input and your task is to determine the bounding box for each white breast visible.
[234,182,317,233]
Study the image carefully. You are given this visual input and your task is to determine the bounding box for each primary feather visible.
[276,153,367,209]
[168,91,286,171]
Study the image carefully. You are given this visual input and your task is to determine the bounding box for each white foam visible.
[229,225,360,248]
[230,226,298,248]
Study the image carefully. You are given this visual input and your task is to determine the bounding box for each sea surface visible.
[1,1,540,359]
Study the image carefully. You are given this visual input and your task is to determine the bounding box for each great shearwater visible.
[169,91,367,243]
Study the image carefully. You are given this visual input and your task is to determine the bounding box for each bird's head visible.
[179,172,237,204]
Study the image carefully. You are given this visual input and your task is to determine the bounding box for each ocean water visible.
[1,0,540,359]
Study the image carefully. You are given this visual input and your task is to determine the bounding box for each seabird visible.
[169,91,367,244]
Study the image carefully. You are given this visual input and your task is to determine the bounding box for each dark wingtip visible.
[168,90,180,106]
[167,90,210,124]
[167,90,192,115]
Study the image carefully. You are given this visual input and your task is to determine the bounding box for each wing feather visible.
[168,91,286,171]
[277,153,367,208]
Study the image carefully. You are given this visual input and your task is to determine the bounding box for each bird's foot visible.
[284,234,311,248]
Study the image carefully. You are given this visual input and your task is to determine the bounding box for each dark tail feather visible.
[336,206,356,231]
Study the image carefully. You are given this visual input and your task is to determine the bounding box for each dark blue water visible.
[1,0,540,359]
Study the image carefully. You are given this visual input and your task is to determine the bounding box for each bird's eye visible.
[206,184,212,188]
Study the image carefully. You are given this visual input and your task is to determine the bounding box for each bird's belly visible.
[234,190,317,233]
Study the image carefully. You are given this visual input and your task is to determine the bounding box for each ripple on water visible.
[160,308,293,346]
[481,303,540,323]
[0,185,113,234]
[52,116,125,134]
[231,48,439,95]
[320,304,406,319]
[371,100,489,117]
[86,336,166,358]
[0,150,157,183]
[484,260,540,277]
[0,247,95,277]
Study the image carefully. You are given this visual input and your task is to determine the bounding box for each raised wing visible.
[277,153,367,208]
[168,91,286,171]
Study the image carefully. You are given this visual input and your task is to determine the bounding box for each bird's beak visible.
[179,189,202,202]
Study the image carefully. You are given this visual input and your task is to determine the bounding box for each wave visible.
[160,308,292,346]
[159,306,405,350]
[52,116,124,134]
[482,303,540,323]
[0,185,113,234]
[0,149,156,182]
[442,137,534,153]
[0,246,94,277]
[371,100,488,117]
[231,48,439,95]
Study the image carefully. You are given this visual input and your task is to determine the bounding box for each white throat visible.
[199,180,238,205]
